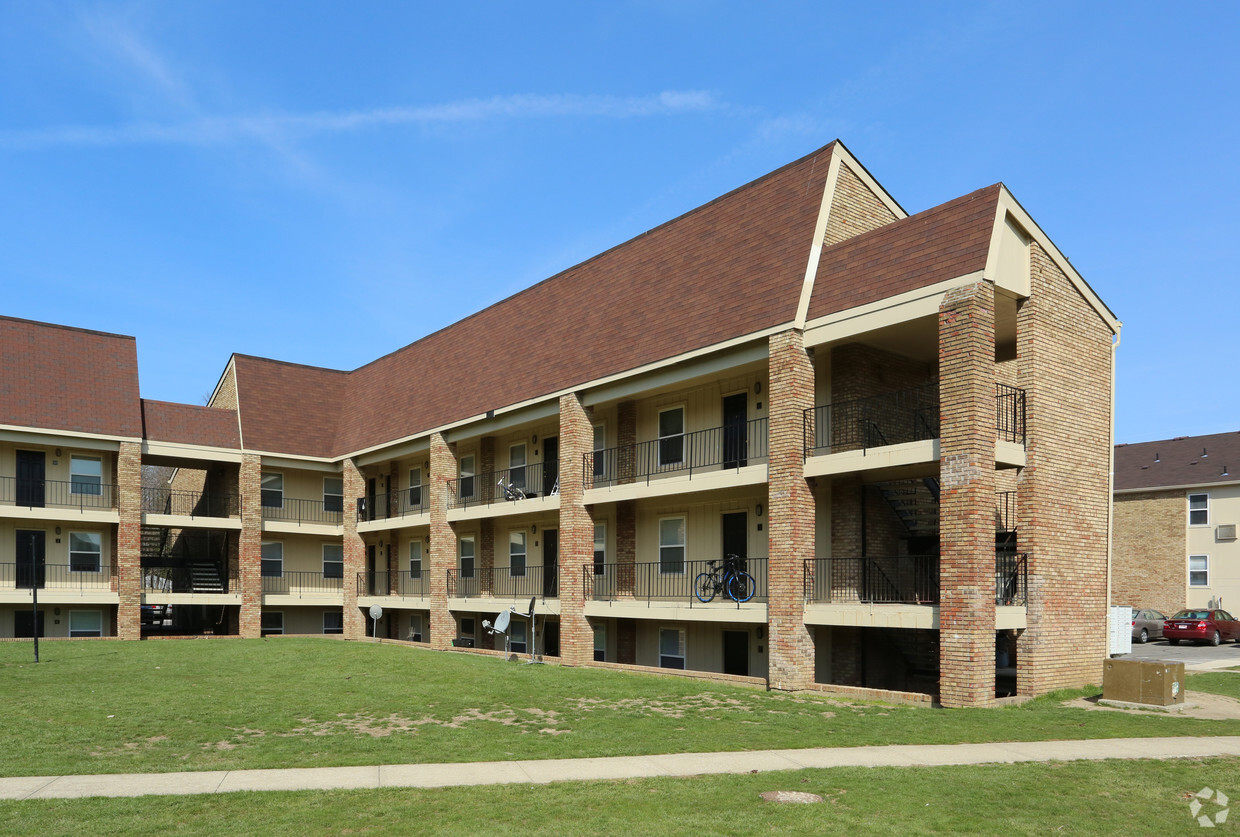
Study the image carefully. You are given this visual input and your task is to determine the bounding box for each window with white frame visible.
[69,531,101,573]
[70,456,102,496]
[408,467,423,509]
[261,473,284,508]
[460,537,475,578]
[323,611,343,634]
[322,543,343,579]
[1189,494,1209,526]
[323,477,343,513]
[658,407,684,466]
[261,611,283,636]
[659,627,685,669]
[509,531,527,577]
[659,517,686,575]
[1190,555,1210,587]
[509,443,527,490]
[593,423,606,478]
[459,455,475,498]
[69,610,102,638]
[261,541,283,577]
[409,540,423,579]
[593,623,606,662]
[593,523,606,575]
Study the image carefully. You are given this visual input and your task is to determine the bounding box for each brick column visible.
[116,441,142,640]
[238,454,263,638]
[558,393,595,666]
[480,436,495,504]
[616,499,635,596]
[480,518,495,595]
[617,400,636,484]
[938,281,997,708]
[387,536,400,596]
[428,433,457,649]
[342,458,366,639]
[766,329,816,690]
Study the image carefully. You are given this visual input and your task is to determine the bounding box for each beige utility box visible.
[1103,658,1186,706]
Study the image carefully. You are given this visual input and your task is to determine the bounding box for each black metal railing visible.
[447,565,558,599]
[448,462,554,509]
[586,418,768,489]
[996,384,1027,445]
[803,556,939,604]
[355,570,429,598]
[356,486,430,522]
[995,491,1017,532]
[0,476,118,511]
[995,552,1028,605]
[141,487,239,518]
[0,562,117,591]
[141,564,236,594]
[261,571,343,596]
[803,383,938,457]
[586,557,768,605]
[261,496,343,525]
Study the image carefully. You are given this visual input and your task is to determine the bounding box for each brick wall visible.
[830,342,935,404]
[428,432,457,649]
[116,441,142,639]
[238,453,263,638]
[557,393,595,666]
[1112,491,1185,615]
[342,458,366,639]
[616,499,635,595]
[617,618,637,665]
[824,164,898,247]
[617,400,636,484]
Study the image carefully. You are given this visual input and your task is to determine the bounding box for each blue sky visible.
[0,2,1235,445]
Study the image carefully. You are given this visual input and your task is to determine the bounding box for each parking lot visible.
[1124,638,1240,670]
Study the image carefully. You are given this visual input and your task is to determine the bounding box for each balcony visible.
[0,476,117,512]
[142,487,239,519]
[1,562,117,592]
[142,564,235,594]
[261,571,342,597]
[356,570,428,599]
[804,556,938,605]
[585,418,768,489]
[448,462,556,510]
[260,496,342,526]
[996,384,1027,445]
[803,383,939,457]
[996,552,1028,606]
[447,565,558,599]
[587,557,768,606]
[357,487,429,522]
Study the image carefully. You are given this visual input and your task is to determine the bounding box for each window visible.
[70,456,102,496]
[1189,494,1209,526]
[460,617,476,638]
[593,624,606,662]
[261,473,284,508]
[408,613,423,643]
[261,541,283,577]
[1190,555,1209,587]
[409,540,423,579]
[509,443,527,490]
[69,531,101,573]
[459,455,475,499]
[659,517,686,575]
[460,537,475,579]
[658,407,684,466]
[261,611,283,636]
[408,467,423,509]
[593,423,606,477]
[659,627,685,669]
[322,543,343,579]
[323,611,343,634]
[510,531,527,577]
[69,610,102,638]
[510,620,528,654]
[593,523,606,575]
[323,477,343,513]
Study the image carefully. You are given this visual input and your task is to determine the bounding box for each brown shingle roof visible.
[805,184,1001,321]
[140,399,240,449]
[231,356,349,457]
[0,316,143,438]
[1115,432,1240,491]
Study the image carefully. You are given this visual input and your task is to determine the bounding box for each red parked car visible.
[1164,609,1240,646]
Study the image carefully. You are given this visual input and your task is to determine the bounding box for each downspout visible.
[1107,331,1120,629]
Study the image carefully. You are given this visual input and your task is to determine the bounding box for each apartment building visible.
[0,140,1119,707]
[1113,432,1240,617]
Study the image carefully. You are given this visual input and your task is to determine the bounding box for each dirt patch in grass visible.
[1062,690,1240,720]
[282,709,569,738]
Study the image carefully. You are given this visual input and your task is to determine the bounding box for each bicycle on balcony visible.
[694,554,755,603]
[498,478,526,502]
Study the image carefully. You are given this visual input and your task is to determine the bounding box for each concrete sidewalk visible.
[4,736,1240,801]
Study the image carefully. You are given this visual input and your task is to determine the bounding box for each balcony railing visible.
[356,570,429,599]
[996,552,1028,606]
[0,562,117,591]
[586,557,768,605]
[261,571,343,596]
[141,487,239,518]
[261,497,343,525]
[995,491,1017,532]
[803,556,939,605]
[447,565,558,599]
[586,418,768,489]
[996,384,1027,445]
[357,487,430,522]
[448,462,555,510]
[142,564,236,594]
[0,476,118,511]
[803,383,938,457]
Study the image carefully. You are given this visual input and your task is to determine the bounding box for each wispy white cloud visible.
[0,91,724,150]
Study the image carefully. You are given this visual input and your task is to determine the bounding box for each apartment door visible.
[16,530,46,590]
[15,450,45,508]
[365,478,377,522]
[723,630,749,676]
[542,437,558,497]
[722,512,748,569]
[15,610,45,638]
[722,393,748,469]
[543,529,558,598]
[366,544,378,595]
[543,621,560,658]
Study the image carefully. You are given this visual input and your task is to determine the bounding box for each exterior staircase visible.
[878,478,940,538]
[188,562,225,593]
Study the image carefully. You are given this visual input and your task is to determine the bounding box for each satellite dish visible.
[494,609,511,634]
[369,605,383,621]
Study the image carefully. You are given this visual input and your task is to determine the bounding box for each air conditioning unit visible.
[1218,524,1237,541]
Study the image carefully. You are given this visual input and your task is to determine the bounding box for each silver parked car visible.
[1131,608,1168,643]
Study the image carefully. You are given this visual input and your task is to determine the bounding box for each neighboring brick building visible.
[0,140,1120,706]
[1113,432,1240,618]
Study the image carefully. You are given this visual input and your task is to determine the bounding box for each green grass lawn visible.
[2,757,1234,835]
[2,638,1238,778]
